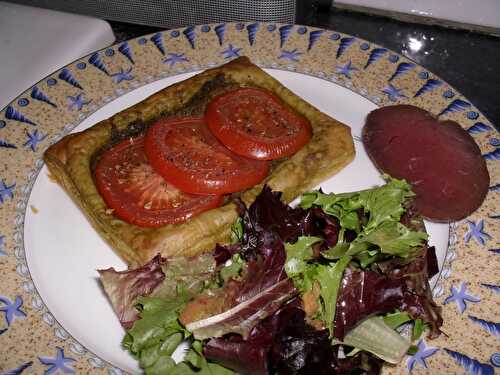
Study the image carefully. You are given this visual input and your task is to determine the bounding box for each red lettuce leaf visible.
[99,253,216,329]
[213,243,241,266]
[426,246,439,278]
[269,307,383,375]
[382,246,442,338]
[98,255,166,329]
[180,238,297,340]
[234,185,341,260]
[204,299,383,375]
[334,247,442,339]
[238,186,314,244]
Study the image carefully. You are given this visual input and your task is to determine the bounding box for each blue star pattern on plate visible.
[221,44,242,59]
[335,60,358,78]
[66,93,91,111]
[0,295,27,326]
[382,83,407,101]
[24,129,47,152]
[278,49,302,62]
[164,53,189,67]
[407,339,439,373]
[443,282,480,313]
[0,235,7,256]
[111,67,134,84]
[464,219,492,245]
[0,179,16,204]
[38,347,75,375]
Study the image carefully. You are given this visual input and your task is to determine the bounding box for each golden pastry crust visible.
[44,57,355,266]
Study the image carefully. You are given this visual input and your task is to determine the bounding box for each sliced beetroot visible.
[362,105,489,222]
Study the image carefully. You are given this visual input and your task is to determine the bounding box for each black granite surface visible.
[109,7,500,130]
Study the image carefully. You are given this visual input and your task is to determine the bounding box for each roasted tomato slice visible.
[205,87,313,160]
[144,117,269,195]
[94,135,224,227]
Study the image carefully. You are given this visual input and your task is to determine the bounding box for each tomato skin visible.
[95,135,224,228]
[144,117,269,195]
[205,87,312,160]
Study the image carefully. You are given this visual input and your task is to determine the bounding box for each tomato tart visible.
[44,57,355,266]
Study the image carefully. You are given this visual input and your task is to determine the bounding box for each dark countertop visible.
[110,8,500,130]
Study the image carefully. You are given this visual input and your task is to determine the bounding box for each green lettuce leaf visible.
[315,255,352,335]
[152,254,217,301]
[284,236,322,280]
[219,253,244,283]
[341,316,411,364]
[412,318,425,341]
[383,311,412,330]
[143,341,234,375]
[346,221,428,258]
[300,177,427,261]
[125,296,233,374]
[124,296,190,356]
[230,217,243,244]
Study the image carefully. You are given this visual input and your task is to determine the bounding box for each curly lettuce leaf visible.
[123,296,189,356]
[284,236,322,278]
[300,177,427,261]
[283,235,352,336]
[124,296,233,375]
[346,221,428,258]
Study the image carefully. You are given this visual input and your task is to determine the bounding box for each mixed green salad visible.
[99,177,442,374]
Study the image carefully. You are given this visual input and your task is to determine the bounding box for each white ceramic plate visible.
[24,70,449,373]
